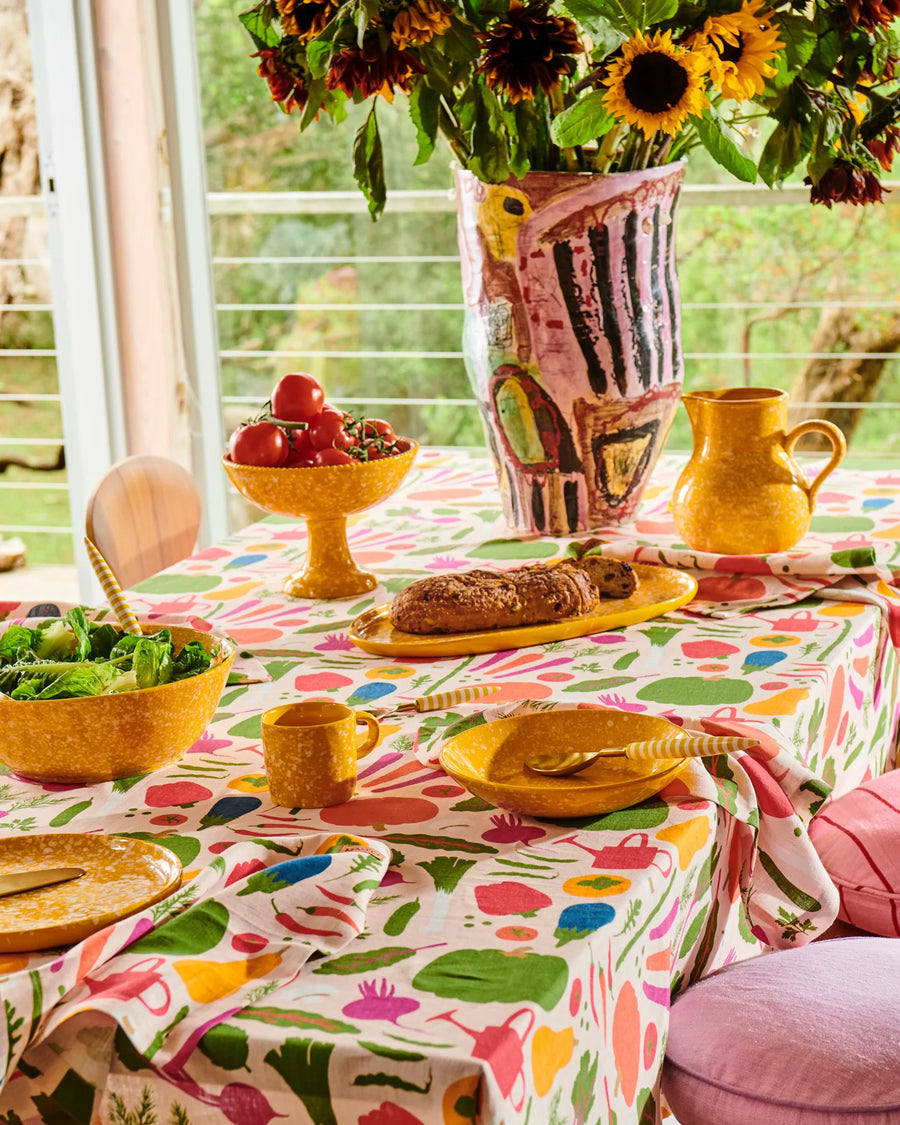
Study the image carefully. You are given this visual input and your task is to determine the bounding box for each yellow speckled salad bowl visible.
[222,444,418,600]
[0,623,234,784]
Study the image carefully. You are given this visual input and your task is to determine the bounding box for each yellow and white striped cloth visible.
[84,537,142,637]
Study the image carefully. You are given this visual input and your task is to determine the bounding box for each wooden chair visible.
[85,454,203,588]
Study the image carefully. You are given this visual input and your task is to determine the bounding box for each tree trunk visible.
[0,0,45,308]
[789,305,900,450]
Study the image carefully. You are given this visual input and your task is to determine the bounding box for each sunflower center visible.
[622,51,689,114]
[718,33,745,65]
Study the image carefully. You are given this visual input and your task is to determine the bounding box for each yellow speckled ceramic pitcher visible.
[672,388,846,555]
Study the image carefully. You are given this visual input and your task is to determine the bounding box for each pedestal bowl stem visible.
[283,515,376,600]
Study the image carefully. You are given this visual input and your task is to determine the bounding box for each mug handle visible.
[355,712,380,759]
[783,419,847,508]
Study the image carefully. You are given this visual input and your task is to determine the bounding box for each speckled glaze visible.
[222,446,418,599]
[261,701,380,808]
[439,709,690,817]
[672,388,846,555]
[0,623,234,784]
[0,833,182,952]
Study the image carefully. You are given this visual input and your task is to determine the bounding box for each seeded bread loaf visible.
[388,557,636,635]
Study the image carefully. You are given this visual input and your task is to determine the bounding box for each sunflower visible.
[276,0,339,42]
[252,47,308,114]
[475,0,581,105]
[866,125,900,172]
[603,30,709,141]
[846,0,900,31]
[694,0,784,102]
[807,161,886,207]
[391,1,453,50]
[326,37,426,102]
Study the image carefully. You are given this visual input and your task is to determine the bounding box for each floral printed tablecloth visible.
[1,448,899,1125]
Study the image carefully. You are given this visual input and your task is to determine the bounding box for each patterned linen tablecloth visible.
[1,449,899,1125]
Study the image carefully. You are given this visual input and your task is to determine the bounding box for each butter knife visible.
[0,867,85,898]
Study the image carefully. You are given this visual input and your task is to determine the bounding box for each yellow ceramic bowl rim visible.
[440,712,687,793]
[0,621,235,706]
[222,439,419,472]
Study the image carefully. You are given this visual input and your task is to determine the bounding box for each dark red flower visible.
[326,38,426,101]
[866,125,900,172]
[476,0,581,104]
[845,0,900,30]
[252,48,308,114]
[808,161,887,207]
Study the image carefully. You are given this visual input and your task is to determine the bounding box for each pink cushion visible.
[809,769,900,936]
[662,938,900,1124]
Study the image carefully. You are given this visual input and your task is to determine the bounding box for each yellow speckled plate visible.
[439,709,692,818]
[0,834,182,952]
[350,562,697,657]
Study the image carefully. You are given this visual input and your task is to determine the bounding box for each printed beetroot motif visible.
[481,813,546,845]
[342,978,420,1025]
[475,881,553,918]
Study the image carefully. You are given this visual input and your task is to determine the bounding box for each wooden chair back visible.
[85,454,203,589]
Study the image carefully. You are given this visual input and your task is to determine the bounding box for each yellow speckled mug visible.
[672,387,846,555]
[261,701,380,808]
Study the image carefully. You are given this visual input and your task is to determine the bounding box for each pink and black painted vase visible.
[455,163,685,536]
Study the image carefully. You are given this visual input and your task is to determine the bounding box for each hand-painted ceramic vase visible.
[455,163,685,536]
[672,387,847,555]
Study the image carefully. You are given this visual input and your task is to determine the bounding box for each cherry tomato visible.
[290,427,315,458]
[271,373,324,423]
[228,422,289,467]
[308,408,349,450]
[366,447,388,460]
[364,418,395,440]
[313,447,354,466]
[392,437,413,453]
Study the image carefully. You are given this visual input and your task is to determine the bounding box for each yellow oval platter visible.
[350,562,697,658]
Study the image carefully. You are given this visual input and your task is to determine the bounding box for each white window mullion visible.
[155,0,229,545]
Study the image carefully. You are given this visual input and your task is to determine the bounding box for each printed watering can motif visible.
[672,387,846,555]
[555,832,673,876]
[431,1006,535,1111]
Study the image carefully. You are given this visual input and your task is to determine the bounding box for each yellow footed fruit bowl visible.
[223,443,418,599]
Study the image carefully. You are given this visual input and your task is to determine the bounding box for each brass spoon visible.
[526,735,759,777]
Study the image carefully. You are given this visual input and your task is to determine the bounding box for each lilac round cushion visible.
[809,769,900,936]
[662,938,900,1124]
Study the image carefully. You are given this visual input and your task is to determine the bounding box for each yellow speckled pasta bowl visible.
[439,709,692,818]
[0,834,182,952]
[0,623,234,784]
[222,444,418,599]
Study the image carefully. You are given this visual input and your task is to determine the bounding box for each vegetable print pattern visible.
[0,449,898,1125]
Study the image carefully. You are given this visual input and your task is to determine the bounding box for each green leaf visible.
[774,12,817,73]
[307,39,333,79]
[313,946,419,975]
[239,5,281,50]
[758,119,802,186]
[561,0,626,49]
[408,82,440,166]
[695,109,757,184]
[550,90,615,149]
[352,104,387,220]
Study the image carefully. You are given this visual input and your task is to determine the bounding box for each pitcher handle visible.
[783,420,847,508]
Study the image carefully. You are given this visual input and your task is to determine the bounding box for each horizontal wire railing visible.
[5,185,900,561]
